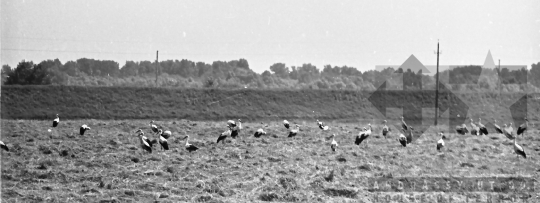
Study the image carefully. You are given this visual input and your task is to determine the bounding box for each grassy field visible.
[2,86,540,123]
[1,119,539,202]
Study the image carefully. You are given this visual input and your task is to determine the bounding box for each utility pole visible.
[434,40,441,126]
[498,59,501,103]
[155,50,159,86]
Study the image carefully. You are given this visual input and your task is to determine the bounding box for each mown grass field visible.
[1,119,539,202]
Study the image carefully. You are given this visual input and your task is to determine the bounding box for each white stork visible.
[401,116,408,131]
[185,135,199,152]
[136,129,152,153]
[320,123,329,131]
[320,125,329,131]
[514,132,527,159]
[321,125,330,131]
[283,120,290,129]
[355,124,372,147]
[503,123,515,140]
[288,124,300,137]
[398,129,407,147]
[316,119,329,131]
[478,118,488,135]
[217,126,232,143]
[254,128,266,138]
[0,141,9,151]
[437,132,445,151]
[159,129,172,139]
[149,120,159,135]
[455,124,468,135]
[80,124,91,135]
[316,119,323,127]
[157,129,169,150]
[406,126,414,144]
[516,118,528,137]
[227,120,236,128]
[52,114,60,127]
[514,134,526,159]
[469,118,477,129]
[330,134,338,152]
[493,119,503,134]
[470,119,479,136]
[382,120,390,139]
[230,119,242,139]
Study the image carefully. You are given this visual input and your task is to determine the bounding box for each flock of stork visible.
[454,117,529,159]
[0,114,529,160]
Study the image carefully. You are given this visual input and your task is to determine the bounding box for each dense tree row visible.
[1,58,539,92]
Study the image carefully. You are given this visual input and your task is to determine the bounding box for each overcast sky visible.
[2,0,539,73]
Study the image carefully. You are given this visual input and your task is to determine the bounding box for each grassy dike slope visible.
[1,85,539,122]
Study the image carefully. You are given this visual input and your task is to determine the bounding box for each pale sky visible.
[2,0,540,73]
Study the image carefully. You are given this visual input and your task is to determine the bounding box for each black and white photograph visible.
[1,0,539,202]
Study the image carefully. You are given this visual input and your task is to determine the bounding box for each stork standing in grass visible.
[283,120,290,129]
[398,129,407,147]
[455,124,468,135]
[217,126,233,143]
[160,129,172,139]
[320,125,329,131]
[470,119,479,136]
[288,124,300,137]
[478,118,488,135]
[516,118,529,138]
[330,134,338,152]
[149,120,159,135]
[355,127,367,145]
[52,114,60,127]
[230,119,242,140]
[493,119,503,134]
[0,141,9,152]
[136,129,152,154]
[503,123,515,140]
[406,126,414,144]
[157,129,169,151]
[80,124,91,135]
[514,132,526,159]
[317,119,329,131]
[401,116,408,131]
[437,132,445,151]
[254,128,266,138]
[320,123,329,131]
[355,124,372,148]
[227,120,236,128]
[185,135,199,152]
[382,120,390,139]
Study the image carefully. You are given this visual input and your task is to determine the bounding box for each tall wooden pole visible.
[434,41,440,125]
[498,59,501,103]
[155,50,159,86]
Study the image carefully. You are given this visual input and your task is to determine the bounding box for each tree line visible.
[1,58,539,92]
